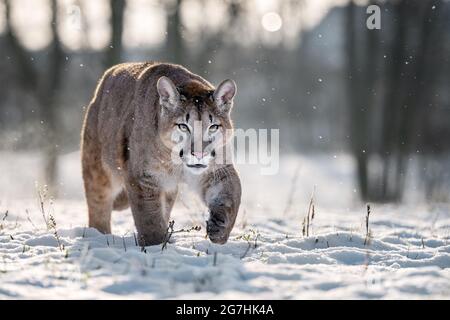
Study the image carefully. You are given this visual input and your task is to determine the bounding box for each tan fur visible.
[81,62,241,245]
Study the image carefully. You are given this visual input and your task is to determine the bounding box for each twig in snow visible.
[254,232,259,248]
[161,220,201,251]
[237,229,260,259]
[213,252,218,266]
[240,243,251,259]
[0,210,8,230]
[364,204,371,246]
[133,232,138,246]
[172,225,201,234]
[122,236,127,252]
[161,220,175,251]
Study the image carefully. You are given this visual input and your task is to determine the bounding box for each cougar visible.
[81,62,241,245]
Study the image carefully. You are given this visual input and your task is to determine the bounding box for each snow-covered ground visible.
[0,152,449,299]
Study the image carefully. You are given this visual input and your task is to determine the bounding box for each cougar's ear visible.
[213,79,236,112]
[157,76,180,110]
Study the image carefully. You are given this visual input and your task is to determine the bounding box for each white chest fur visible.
[181,170,204,195]
[160,174,178,193]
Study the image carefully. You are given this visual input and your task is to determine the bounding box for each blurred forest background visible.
[0,0,449,203]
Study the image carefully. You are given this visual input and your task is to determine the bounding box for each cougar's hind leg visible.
[82,140,114,234]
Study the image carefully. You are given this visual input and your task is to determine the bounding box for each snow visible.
[0,152,449,299]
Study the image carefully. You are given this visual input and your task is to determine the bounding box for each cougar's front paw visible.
[206,213,229,244]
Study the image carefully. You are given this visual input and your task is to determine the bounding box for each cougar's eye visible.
[177,124,189,132]
[209,124,220,133]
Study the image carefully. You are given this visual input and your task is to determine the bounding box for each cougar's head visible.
[157,76,237,174]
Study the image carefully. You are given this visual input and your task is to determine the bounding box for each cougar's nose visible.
[191,151,207,160]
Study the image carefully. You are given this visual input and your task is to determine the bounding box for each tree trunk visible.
[105,0,126,68]
[346,0,369,201]
[3,0,64,197]
[380,0,408,202]
[41,0,64,196]
[166,0,184,64]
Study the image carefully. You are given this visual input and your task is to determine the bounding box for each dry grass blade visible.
[25,209,38,230]
[364,204,371,246]
[48,214,63,251]
[303,186,316,237]
[237,229,260,259]
[36,185,49,228]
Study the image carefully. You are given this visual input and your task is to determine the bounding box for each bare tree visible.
[165,0,184,64]
[105,0,126,68]
[3,0,64,196]
[346,0,448,202]
[346,0,369,200]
